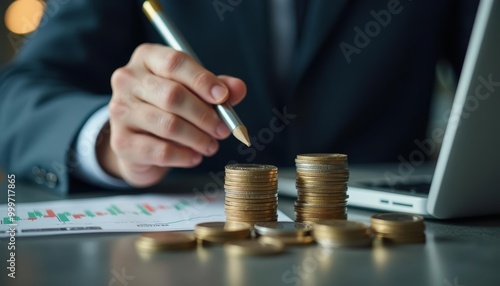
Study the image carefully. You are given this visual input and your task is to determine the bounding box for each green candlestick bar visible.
[136,204,152,216]
[84,210,96,218]
[111,205,124,214]
[28,212,36,219]
[34,211,43,217]
[3,216,20,224]
[57,212,71,222]
[106,208,117,216]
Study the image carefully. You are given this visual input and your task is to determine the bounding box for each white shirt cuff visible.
[73,105,130,189]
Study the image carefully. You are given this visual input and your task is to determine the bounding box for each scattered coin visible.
[254,222,313,237]
[259,235,315,246]
[135,231,196,251]
[313,220,372,248]
[370,213,426,244]
[195,221,251,243]
[224,239,285,256]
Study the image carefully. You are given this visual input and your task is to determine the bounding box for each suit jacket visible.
[0,0,478,194]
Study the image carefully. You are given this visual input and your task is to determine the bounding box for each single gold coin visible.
[296,153,348,161]
[225,164,278,173]
[224,239,284,256]
[259,235,315,246]
[371,213,424,226]
[135,232,196,251]
[254,222,313,237]
[195,221,251,236]
[225,197,278,204]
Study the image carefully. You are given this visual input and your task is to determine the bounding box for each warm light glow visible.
[5,0,45,35]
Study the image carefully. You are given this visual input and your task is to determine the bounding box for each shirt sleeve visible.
[73,105,130,189]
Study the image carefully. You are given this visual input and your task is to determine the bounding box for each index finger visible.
[132,44,229,104]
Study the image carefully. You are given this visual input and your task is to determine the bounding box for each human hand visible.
[98,43,247,187]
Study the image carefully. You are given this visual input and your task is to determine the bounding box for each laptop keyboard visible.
[360,181,431,195]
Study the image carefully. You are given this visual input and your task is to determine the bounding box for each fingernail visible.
[216,122,230,138]
[208,140,218,155]
[211,84,228,102]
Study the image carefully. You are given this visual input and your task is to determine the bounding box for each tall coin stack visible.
[224,164,279,224]
[294,154,349,223]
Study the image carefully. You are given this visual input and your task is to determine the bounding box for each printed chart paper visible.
[0,194,291,237]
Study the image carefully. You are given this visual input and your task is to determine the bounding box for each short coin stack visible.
[294,154,349,223]
[255,222,315,246]
[370,213,426,244]
[194,221,251,243]
[313,220,372,248]
[224,164,279,224]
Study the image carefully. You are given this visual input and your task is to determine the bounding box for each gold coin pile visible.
[135,232,196,251]
[224,164,278,224]
[255,222,315,246]
[194,221,251,243]
[313,220,372,248]
[294,154,349,223]
[370,213,426,244]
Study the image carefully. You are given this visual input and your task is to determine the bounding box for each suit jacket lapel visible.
[292,0,350,86]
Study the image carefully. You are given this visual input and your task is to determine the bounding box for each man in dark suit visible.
[0,0,478,194]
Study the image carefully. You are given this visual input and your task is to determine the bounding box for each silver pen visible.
[143,0,251,147]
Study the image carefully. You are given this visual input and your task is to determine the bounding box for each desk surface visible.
[1,181,500,286]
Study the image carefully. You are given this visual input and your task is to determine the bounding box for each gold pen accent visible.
[142,0,251,147]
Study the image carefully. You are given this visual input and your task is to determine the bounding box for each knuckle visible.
[162,50,186,74]
[108,100,128,120]
[198,108,215,125]
[163,114,179,137]
[192,71,213,90]
[163,83,183,109]
[194,135,211,152]
[134,43,154,58]
[144,110,175,137]
[111,67,133,89]
[110,132,129,153]
[155,144,173,164]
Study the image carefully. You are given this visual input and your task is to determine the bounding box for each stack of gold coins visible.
[135,232,197,252]
[312,220,372,248]
[255,222,315,246]
[294,154,349,223]
[224,164,279,224]
[195,221,251,243]
[370,213,426,244]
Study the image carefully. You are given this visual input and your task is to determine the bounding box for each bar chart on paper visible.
[0,194,229,237]
[0,194,291,237]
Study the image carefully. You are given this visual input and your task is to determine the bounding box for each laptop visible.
[278,0,500,219]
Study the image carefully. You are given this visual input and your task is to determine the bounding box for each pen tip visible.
[233,125,251,147]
